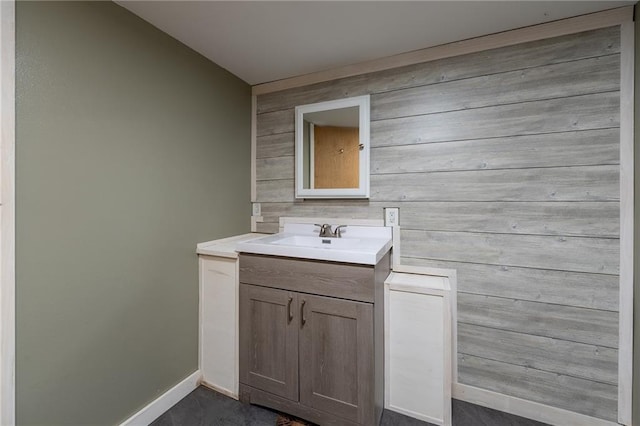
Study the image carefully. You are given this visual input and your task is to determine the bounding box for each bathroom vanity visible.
[236,223,392,425]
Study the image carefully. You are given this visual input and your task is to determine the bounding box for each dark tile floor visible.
[151,386,549,426]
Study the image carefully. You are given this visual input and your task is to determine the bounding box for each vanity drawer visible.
[239,253,375,303]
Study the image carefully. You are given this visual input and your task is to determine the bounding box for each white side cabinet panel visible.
[199,256,238,398]
[197,233,264,399]
[385,268,452,426]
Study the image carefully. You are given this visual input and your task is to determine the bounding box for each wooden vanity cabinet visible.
[239,252,390,426]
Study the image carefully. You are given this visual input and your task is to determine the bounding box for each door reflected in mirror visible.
[295,96,370,199]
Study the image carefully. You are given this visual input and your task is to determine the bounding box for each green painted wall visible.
[635,3,639,426]
[15,2,250,424]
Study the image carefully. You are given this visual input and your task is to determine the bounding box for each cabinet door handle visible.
[301,300,306,326]
[287,297,293,323]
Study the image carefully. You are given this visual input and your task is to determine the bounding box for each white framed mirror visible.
[295,95,370,199]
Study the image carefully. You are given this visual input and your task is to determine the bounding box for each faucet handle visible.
[314,223,331,236]
[335,225,347,238]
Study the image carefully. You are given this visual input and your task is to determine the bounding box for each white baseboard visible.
[453,383,618,426]
[119,370,201,426]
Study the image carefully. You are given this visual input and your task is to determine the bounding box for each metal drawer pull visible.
[287,297,293,323]
[301,300,306,326]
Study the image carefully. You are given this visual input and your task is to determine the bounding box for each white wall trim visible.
[119,371,200,426]
[453,383,619,426]
[0,0,16,424]
[252,6,633,95]
[618,19,634,426]
[277,216,384,233]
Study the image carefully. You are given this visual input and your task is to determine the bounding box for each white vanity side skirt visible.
[384,271,452,426]
[199,256,239,399]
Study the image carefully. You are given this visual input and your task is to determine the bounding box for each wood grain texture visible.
[256,156,294,181]
[458,323,618,385]
[239,254,375,303]
[257,200,619,238]
[458,354,618,421]
[252,26,623,422]
[399,200,619,238]
[401,229,619,275]
[256,179,294,203]
[371,91,619,147]
[372,129,620,174]
[255,221,279,234]
[299,295,374,424]
[257,27,620,114]
[239,284,299,401]
[457,293,619,348]
[256,132,294,159]
[259,200,378,224]
[401,257,618,311]
[372,165,619,203]
[372,54,619,120]
[257,109,293,137]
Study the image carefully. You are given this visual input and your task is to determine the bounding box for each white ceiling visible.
[115,1,634,86]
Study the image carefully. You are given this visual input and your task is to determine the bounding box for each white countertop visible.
[196,233,267,258]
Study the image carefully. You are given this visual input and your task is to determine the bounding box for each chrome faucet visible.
[314,224,347,238]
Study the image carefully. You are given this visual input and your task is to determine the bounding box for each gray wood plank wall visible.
[254,27,621,421]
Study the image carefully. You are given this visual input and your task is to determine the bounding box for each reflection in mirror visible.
[295,96,370,199]
[302,106,360,189]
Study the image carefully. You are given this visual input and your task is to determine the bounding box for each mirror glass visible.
[295,95,370,199]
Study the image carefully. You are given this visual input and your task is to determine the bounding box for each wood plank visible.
[371,165,619,203]
[255,221,279,234]
[399,201,619,238]
[258,200,619,238]
[257,109,293,137]
[371,91,619,147]
[299,295,374,424]
[372,54,620,120]
[372,129,619,174]
[239,254,375,303]
[401,229,619,275]
[458,354,617,421]
[616,19,634,426]
[256,156,294,181]
[239,284,299,401]
[259,201,379,224]
[256,179,294,203]
[401,257,618,311]
[256,132,294,159]
[458,323,618,385]
[252,8,631,95]
[457,293,618,348]
[243,172,597,204]
[256,27,620,113]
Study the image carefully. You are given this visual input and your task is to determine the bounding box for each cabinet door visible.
[299,294,374,424]
[239,284,298,401]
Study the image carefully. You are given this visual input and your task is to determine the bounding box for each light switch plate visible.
[385,207,399,226]
[252,202,261,216]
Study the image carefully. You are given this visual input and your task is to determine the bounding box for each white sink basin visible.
[271,235,363,249]
[236,223,392,265]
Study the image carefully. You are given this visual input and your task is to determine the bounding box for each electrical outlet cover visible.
[385,207,399,226]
